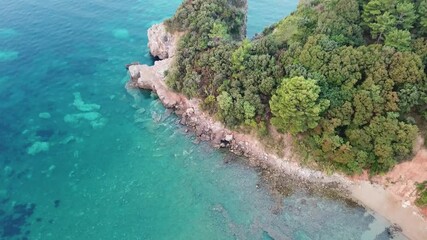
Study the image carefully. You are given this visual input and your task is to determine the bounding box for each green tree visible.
[209,22,230,40]
[270,76,330,134]
[316,0,363,45]
[231,39,251,71]
[413,38,427,65]
[362,0,417,40]
[362,0,395,24]
[365,114,418,172]
[395,2,417,30]
[217,91,233,116]
[419,0,427,33]
[362,0,395,40]
[370,12,397,41]
[243,101,256,124]
[385,29,412,51]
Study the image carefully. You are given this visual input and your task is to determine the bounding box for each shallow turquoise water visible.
[0,0,403,239]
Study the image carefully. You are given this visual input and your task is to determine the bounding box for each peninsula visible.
[128,0,427,238]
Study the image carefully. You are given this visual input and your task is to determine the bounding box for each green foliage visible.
[362,0,417,42]
[217,91,233,116]
[395,1,417,30]
[166,0,427,175]
[316,0,364,45]
[209,22,231,40]
[385,29,412,51]
[165,0,245,38]
[419,0,427,34]
[416,181,427,207]
[370,12,397,40]
[231,39,251,71]
[280,35,425,174]
[363,0,394,39]
[270,77,330,134]
[202,95,217,112]
[165,0,246,98]
[365,114,417,172]
[243,101,256,124]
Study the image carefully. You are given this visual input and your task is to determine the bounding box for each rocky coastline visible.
[127,22,427,240]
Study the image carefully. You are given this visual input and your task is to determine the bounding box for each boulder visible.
[185,108,195,116]
[387,224,403,238]
[128,65,142,80]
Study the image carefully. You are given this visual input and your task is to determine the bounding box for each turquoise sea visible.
[0,0,404,239]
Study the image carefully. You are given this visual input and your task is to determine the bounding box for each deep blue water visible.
[0,0,403,239]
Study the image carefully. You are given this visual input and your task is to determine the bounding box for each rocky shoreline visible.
[127,22,427,240]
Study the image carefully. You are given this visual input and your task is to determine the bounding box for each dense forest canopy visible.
[164,0,427,174]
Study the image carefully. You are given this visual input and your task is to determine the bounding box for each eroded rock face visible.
[148,23,177,60]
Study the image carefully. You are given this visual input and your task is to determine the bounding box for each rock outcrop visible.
[233,0,248,39]
[147,23,178,60]
[128,58,182,108]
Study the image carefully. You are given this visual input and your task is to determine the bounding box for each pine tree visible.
[270,76,330,134]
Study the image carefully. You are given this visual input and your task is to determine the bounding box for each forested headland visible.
[163,0,427,176]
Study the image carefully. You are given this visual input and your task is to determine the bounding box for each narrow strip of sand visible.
[350,182,427,240]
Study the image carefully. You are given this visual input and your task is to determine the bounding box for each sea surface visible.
[0,0,404,239]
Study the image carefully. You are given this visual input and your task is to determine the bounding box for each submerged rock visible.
[112,28,130,39]
[89,117,108,129]
[27,141,50,155]
[59,135,82,144]
[72,92,101,112]
[0,28,18,39]
[0,51,19,62]
[65,112,101,122]
[64,112,107,129]
[65,92,106,128]
[386,224,402,238]
[38,112,51,119]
